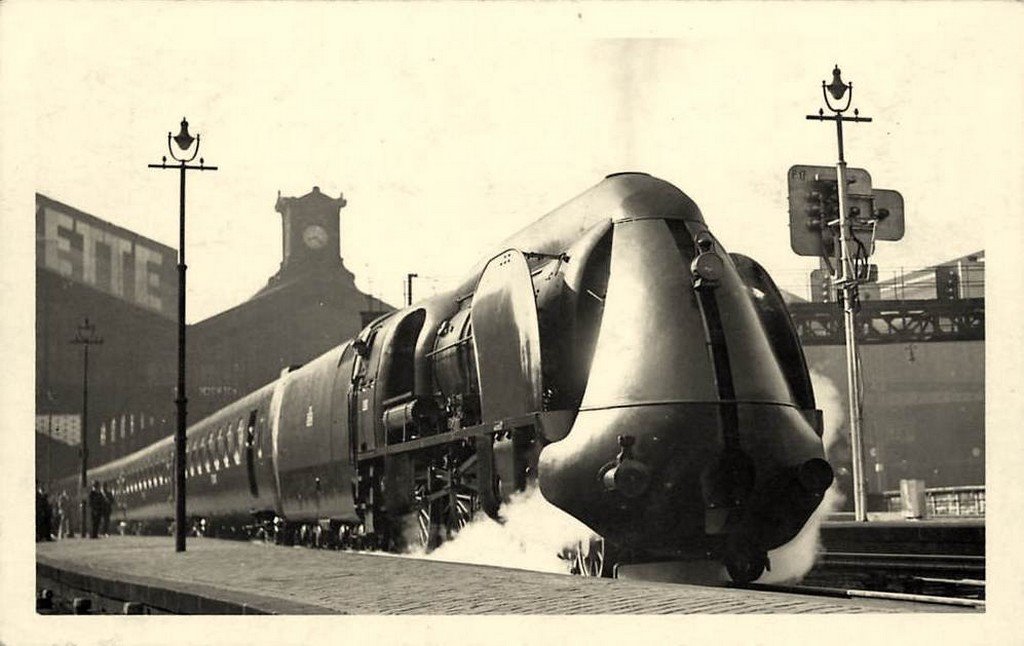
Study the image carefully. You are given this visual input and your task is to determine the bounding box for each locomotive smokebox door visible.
[471,249,544,423]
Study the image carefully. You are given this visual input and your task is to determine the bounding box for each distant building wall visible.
[187,274,387,422]
[36,197,179,480]
[805,340,984,502]
[36,189,390,484]
[186,187,391,421]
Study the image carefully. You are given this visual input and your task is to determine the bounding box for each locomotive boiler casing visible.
[537,175,831,561]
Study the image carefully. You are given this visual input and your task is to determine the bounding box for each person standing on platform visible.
[54,490,68,540]
[36,483,52,542]
[101,483,115,536]
[88,481,104,539]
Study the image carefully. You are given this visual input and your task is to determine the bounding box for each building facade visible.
[36,194,179,481]
[36,188,389,484]
[187,187,391,421]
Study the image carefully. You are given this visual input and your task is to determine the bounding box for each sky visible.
[3,3,1021,323]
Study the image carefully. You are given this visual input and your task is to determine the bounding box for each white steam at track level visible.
[404,370,848,581]
[405,486,594,574]
[758,369,847,584]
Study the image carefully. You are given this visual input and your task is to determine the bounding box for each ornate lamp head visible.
[172,118,195,152]
[167,117,201,162]
[72,317,103,345]
[822,65,855,113]
[826,66,848,101]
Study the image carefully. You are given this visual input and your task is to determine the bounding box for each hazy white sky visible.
[3,3,1022,322]
[3,3,1024,638]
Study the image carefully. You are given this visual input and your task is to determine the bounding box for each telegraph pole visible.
[806,66,872,521]
[149,118,217,551]
[71,318,102,538]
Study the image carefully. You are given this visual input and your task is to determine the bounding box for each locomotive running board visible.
[356,410,573,461]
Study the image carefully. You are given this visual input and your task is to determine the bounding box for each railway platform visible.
[820,515,984,556]
[34,536,958,615]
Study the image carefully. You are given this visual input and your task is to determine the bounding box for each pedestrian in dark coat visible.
[36,483,52,542]
[88,481,105,539]
[101,484,115,536]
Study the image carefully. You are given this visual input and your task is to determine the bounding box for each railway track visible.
[737,581,984,610]
[802,550,985,602]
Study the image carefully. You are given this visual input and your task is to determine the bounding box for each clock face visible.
[302,225,328,250]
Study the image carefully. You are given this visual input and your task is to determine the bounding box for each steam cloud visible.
[758,369,846,584]
[405,486,593,574]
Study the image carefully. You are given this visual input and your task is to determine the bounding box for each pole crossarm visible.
[805,114,873,124]
[147,163,219,171]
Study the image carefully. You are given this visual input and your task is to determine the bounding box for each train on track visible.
[58,172,833,583]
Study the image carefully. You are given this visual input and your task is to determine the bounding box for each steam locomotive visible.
[60,173,833,583]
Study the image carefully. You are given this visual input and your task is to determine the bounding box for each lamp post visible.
[406,273,418,306]
[71,318,102,538]
[149,118,217,552]
[806,66,872,522]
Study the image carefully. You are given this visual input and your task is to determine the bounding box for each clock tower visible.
[274,186,346,275]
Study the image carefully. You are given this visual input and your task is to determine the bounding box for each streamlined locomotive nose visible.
[538,210,830,560]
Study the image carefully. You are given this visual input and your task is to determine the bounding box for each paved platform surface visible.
[36,537,940,614]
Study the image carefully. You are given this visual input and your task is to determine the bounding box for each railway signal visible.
[871,189,906,242]
[788,165,872,257]
[810,268,833,303]
[797,66,906,522]
[935,266,960,300]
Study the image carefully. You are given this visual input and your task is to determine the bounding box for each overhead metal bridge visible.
[788,298,984,345]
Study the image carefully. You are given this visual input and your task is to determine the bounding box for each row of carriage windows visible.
[118,412,260,495]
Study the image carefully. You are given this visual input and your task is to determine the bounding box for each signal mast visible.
[790,66,905,522]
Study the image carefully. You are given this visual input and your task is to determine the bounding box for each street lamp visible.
[806,66,873,522]
[149,118,218,552]
[406,273,418,306]
[71,318,102,538]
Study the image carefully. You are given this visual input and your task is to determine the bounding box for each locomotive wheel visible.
[413,485,475,549]
[571,536,607,577]
[415,497,435,549]
[411,453,479,551]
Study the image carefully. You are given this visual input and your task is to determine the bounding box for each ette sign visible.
[36,195,177,317]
